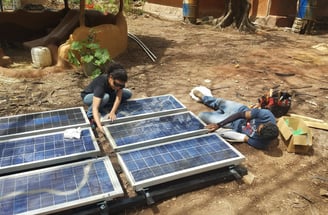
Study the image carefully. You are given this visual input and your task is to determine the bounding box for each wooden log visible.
[289,114,324,122]
[289,114,328,130]
[303,121,328,131]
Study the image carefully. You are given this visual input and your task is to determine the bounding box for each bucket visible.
[292,17,305,33]
[292,17,315,35]
[183,0,199,24]
[31,46,52,68]
[297,0,318,20]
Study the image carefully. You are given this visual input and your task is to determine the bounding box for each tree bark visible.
[216,0,256,32]
[80,0,86,27]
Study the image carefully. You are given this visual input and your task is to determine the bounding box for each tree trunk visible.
[79,0,86,27]
[216,0,256,32]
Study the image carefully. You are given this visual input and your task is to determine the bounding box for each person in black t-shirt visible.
[81,63,132,133]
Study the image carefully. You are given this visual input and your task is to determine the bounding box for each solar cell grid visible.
[104,111,207,151]
[0,157,123,215]
[0,128,100,174]
[117,133,245,190]
[102,94,186,124]
[0,107,89,140]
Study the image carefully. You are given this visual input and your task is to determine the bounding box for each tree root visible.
[215,0,256,33]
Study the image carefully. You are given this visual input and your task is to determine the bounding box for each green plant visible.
[68,29,111,78]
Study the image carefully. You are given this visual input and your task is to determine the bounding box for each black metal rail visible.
[128,32,157,62]
[64,165,247,215]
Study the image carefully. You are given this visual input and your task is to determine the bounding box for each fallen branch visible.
[289,114,324,122]
[275,72,295,77]
[294,92,317,97]
[290,85,312,90]
[293,191,315,204]
[210,86,230,91]
[32,81,45,84]
[312,175,328,182]
[304,100,318,106]
[320,189,328,197]
[304,121,328,131]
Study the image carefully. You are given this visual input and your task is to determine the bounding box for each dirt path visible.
[1,14,328,215]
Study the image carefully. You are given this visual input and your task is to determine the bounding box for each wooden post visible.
[79,0,85,27]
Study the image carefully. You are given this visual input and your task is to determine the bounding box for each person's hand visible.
[98,126,105,134]
[108,112,117,121]
[249,102,261,109]
[205,123,220,132]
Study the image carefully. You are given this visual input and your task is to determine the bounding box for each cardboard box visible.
[277,116,313,153]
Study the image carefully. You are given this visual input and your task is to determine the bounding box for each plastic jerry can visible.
[31,46,52,68]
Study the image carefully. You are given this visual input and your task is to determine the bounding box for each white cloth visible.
[189,86,213,102]
[64,127,81,139]
[100,114,107,122]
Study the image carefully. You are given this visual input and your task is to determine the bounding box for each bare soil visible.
[1,14,328,215]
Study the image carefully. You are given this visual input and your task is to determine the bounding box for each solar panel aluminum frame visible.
[0,127,100,175]
[117,133,245,191]
[103,111,208,152]
[0,107,90,141]
[0,157,124,215]
[102,94,187,124]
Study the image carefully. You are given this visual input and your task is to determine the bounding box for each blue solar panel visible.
[0,157,123,215]
[117,133,245,190]
[102,95,187,124]
[104,111,207,151]
[0,128,100,175]
[0,107,89,140]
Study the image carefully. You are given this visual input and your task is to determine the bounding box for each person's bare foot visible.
[193,89,204,101]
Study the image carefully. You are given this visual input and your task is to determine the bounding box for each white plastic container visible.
[31,46,52,68]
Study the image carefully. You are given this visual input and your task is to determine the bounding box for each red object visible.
[267,97,275,106]
[85,3,94,9]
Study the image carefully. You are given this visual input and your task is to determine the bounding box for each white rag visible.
[189,86,213,102]
[64,127,81,139]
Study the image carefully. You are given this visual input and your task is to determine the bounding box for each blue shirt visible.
[231,108,276,149]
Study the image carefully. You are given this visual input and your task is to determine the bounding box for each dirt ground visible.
[1,13,328,215]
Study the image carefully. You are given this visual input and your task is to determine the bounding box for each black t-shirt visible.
[81,74,114,99]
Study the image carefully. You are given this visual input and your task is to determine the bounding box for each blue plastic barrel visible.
[297,0,318,20]
[183,0,199,23]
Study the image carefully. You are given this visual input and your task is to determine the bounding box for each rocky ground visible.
[1,11,328,215]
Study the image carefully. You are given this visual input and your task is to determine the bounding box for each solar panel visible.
[0,128,100,175]
[0,107,89,140]
[104,111,207,151]
[102,94,187,124]
[117,133,245,190]
[0,156,123,215]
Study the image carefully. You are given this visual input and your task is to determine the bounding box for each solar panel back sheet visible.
[0,107,89,140]
[102,94,187,124]
[0,127,100,175]
[117,133,245,191]
[0,156,123,215]
[104,111,207,151]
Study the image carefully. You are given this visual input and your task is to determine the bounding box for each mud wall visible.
[146,0,327,19]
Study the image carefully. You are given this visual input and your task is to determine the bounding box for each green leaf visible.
[67,28,112,73]
[86,43,100,50]
[81,55,94,64]
[67,51,80,66]
[92,68,102,79]
[70,41,84,50]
